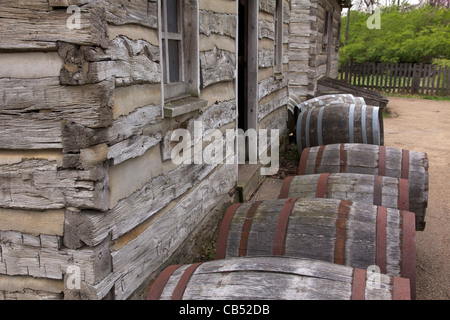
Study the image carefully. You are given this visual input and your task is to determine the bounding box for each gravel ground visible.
[383,96,450,300]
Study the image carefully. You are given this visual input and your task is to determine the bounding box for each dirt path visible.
[384,97,450,300]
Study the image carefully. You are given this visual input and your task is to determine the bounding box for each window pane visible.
[162,42,168,83]
[168,39,180,83]
[166,0,178,33]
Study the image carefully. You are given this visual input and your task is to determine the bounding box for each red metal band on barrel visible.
[334,200,351,265]
[401,210,416,300]
[314,145,326,174]
[398,179,410,211]
[378,146,387,176]
[316,173,330,198]
[298,148,310,175]
[147,264,181,300]
[279,176,294,199]
[215,203,242,260]
[351,268,367,300]
[171,262,203,300]
[393,276,411,300]
[376,206,388,274]
[272,198,297,256]
[401,149,410,180]
[238,201,263,257]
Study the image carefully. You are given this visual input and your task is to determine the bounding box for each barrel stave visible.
[296,104,382,154]
[345,206,377,268]
[284,173,407,211]
[284,200,340,263]
[386,210,402,276]
[149,256,409,300]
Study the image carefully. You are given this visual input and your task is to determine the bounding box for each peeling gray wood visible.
[259,20,275,40]
[156,256,400,300]
[199,11,236,39]
[112,163,236,300]
[64,162,218,248]
[0,231,111,286]
[107,133,163,166]
[200,47,236,88]
[61,105,162,154]
[0,4,108,50]
[59,37,161,86]
[0,116,63,150]
[258,89,288,122]
[259,48,275,68]
[259,76,288,100]
[0,77,114,129]
[0,160,109,211]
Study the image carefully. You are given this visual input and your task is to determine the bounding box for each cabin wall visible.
[0,0,238,300]
[257,0,290,136]
[288,0,341,100]
[0,0,345,300]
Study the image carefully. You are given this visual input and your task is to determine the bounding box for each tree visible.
[339,4,450,64]
[429,0,449,9]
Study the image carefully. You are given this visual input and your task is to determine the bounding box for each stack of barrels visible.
[148,94,429,300]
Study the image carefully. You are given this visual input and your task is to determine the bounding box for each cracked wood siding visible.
[0,0,162,300]
[1,0,240,300]
[256,0,289,131]
[0,1,108,50]
[0,159,109,211]
[288,0,342,99]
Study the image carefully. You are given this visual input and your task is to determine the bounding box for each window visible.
[162,0,183,84]
[160,0,199,101]
[274,0,283,73]
[161,0,185,99]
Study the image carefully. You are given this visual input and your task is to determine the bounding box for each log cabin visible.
[0,0,349,299]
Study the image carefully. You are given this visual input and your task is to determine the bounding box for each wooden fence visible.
[339,62,450,96]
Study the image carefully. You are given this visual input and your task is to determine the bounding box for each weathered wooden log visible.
[279,173,410,212]
[0,159,109,211]
[200,46,236,89]
[147,256,411,300]
[296,103,384,153]
[58,37,161,86]
[0,3,108,50]
[0,77,114,128]
[297,94,366,110]
[215,198,416,298]
[298,144,429,231]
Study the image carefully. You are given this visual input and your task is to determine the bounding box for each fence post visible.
[412,63,420,94]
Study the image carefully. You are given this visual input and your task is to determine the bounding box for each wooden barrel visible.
[279,173,410,212]
[290,95,366,134]
[147,256,411,300]
[215,198,416,298]
[297,94,366,110]
[298,143,429,231]
[296,103,384,154]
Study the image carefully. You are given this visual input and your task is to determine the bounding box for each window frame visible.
[160,0,200,103]
[161,0,186,100]
[274,0,283,73]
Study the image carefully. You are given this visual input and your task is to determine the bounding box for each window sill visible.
[164,96,208,118]
[274,72,284,81]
